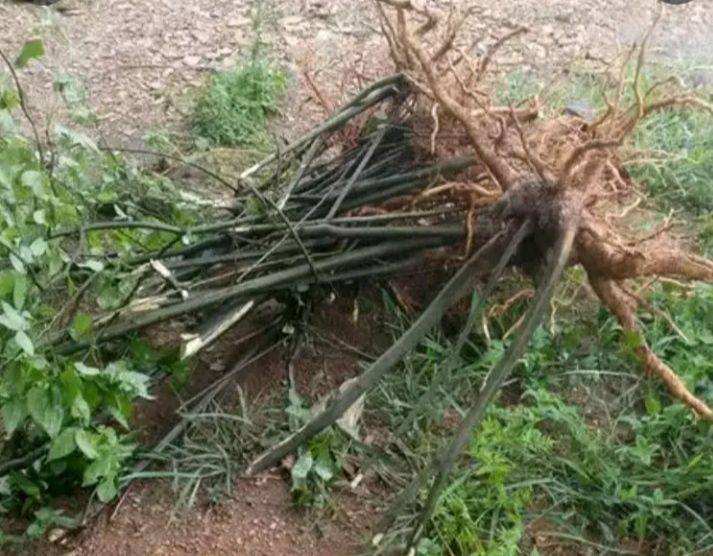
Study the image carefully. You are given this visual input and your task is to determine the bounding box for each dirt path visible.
[2,1,712,554]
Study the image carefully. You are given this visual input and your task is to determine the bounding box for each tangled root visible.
[374,0,713,419]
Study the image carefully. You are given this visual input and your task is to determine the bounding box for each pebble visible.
[183,55,202,67]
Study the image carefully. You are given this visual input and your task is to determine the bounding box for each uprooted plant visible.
[241,1,713,549]
[0,0,711,549]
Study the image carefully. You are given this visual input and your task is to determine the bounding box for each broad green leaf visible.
[291,451,313,481]
[13,473,41,498]
[71,395,91,424]
[33,209,46,225]
[20,170,47,199]
[75,429,99,459]
[0,301,28,331]
[29,238,47,258]
[83,456,112,485]
[115,370,151,398]
[0,272,14,298]
[1,398,26,436]
[107,393,132,429]
[75,361,100,376]
[48,427,77,461]
[0,89,20,110]
[15,39,45,68]
[15,330,34,355]
[312,456,334,482]
[8,253,25,274]
[27,386,64,438]
[96,478,118,502]
[79,259,104,273]
[13,274,28,309]
[70,313,93,340]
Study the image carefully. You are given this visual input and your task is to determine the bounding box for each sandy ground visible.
[1,0,712,554]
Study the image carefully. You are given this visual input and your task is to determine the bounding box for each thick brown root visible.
[373,1,712,421]
[578,218,713,282]
[590,277,713,421]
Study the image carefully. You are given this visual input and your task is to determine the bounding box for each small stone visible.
[192,30,209,43]
[564,99,597,123]
[183,55,201,67]
[227,16,250,28]
[280,15,303,27]
[48,528,65,543]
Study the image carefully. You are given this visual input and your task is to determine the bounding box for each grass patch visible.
[627,107,713,214]
[191,59,287,150]
[370,282,713,554]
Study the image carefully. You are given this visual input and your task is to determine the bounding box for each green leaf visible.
[20,170,47,199]
[48,427,77,461]
[54,124,99,152]
[29,238,47,258]
[8,253,25,274]
[291,451,313,481]
[13,274,28,309]
[107,394,133,429]
[0,89,20,110]
[1,398,26,436]
[71,395,91,424]
[79,259,104,273]
[75,361,100,376]
[33,209,46,225]
[644,392,662,415]
[27,386,64,438]
[96,478,118,502]
[83,456,112,485]
[0,272,14,298]
[115,370,151,398]
[15,39,45,68]
[622,330,644,352]
[75,429,99,459]
[70,313,93,341]
[15,330,34,355]
[312,456,334,482]
[13,473,41,498]
[0,301,28,331]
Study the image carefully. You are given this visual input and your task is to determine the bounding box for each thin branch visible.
[476,26,528,82]
[327,126,388,219]
[244,222,526,476]
[56,237,452,353]
[0,47,45,164]
[238,78,403,181]
[407,216,579,550]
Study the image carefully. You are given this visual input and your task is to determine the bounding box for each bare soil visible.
[2,0,712,554]
[64,478,374,556]
[2,1,711,142]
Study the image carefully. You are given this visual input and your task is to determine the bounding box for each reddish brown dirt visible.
[4,1,712,553]
[29,285,405,556]
[2,1,711,143]
[61,478,376,556]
